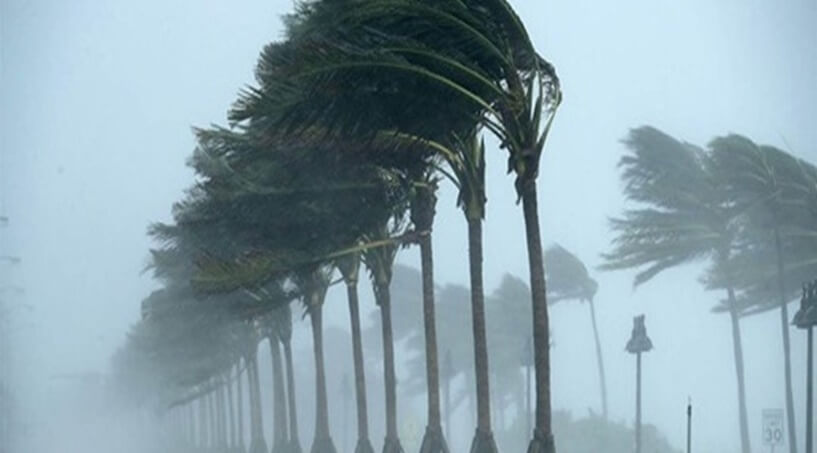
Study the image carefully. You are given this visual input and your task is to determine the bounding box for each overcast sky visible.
[2,1,816,452]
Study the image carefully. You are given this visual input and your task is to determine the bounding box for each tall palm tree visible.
[448,132,497,453]
[234,5,562,450]
[337,252,375,453]
[708,135,817,453]
[295,266,337,453]
[276,303,302,453]
[545,244,606,419]
[267,318,289,453]
[409,172,449,453]
[601,126,751,453]
[363,218,408,453]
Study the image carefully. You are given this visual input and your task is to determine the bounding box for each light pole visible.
[626,314,653,453]
[793,281,817,453]
[686,398,692,453]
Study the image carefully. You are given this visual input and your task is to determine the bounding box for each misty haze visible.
[1,1,815,453]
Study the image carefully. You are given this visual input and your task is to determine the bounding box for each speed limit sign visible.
[762,409,785,448]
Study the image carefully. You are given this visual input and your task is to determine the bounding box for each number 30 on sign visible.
[762,409,785,446]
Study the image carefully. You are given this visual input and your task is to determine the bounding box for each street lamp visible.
[794,281,817,453]
[626,314,653,453]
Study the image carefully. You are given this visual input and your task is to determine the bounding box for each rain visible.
[1,1,816,453]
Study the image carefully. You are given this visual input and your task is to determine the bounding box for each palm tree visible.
[545,244,606,419]
[295,266,337,453]
[267,312,289,453]
[601,126,751,453]
[447,132,497,453]
[409,172,449,453]
[234,5,562,449]
[275,303,301,453]
[363,218,408,453]
[337,252,375,453]
[708,135,817,453]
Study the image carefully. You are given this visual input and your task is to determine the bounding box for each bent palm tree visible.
[545,244,606,420]
[233,4,562,451]
[602,126,751,453]
[337,252,375,453]
[708,135,817,453]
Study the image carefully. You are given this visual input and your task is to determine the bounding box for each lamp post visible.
[626,314,653,453]
[794,281,817,453]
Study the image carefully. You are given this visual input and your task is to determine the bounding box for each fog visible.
[1,1,816,452]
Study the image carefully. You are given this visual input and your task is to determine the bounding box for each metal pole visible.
[636,351,642,453]
[806,326,813,453]
[686,398,692,453]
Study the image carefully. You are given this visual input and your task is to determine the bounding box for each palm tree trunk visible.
[218,381,227,449]
[200,396,208,449]
[227,372,237,451]
[209,388,217,449]
[419,234,447,453]
[774,227,798,453]
[520,180,555,453]
[345,280,375,453]
[283,338,302,453]
[238,362,246,452]
[190,403,196,447]
[587,297,608,419]
[375,280,404,453]
[309,304,337,453]
[466,216,497,453]
[271,336,289,453]
[249,351,269,453]
[726,287,751,453]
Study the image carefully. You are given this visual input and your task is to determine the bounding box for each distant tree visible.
[545,244,606,419]
[601,127,751,453]
[708,135,817,453]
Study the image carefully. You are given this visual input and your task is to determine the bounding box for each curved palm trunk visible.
[466,217,497,453]
[345,279,375,453]
[725,287,751,453]
[310,304,337,453]
[521,181,555,453]
[283,338,302,453]
[237,362,246,453]
[587,297,608,419]
[774,227,798,453]
[271,336,289,453]
[249,351,269,453]
[375,281,404,453]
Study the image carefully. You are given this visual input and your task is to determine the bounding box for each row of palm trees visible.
[602,126,817,453]
[113,1,563,453]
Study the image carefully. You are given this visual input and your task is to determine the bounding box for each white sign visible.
[762,409,785,446]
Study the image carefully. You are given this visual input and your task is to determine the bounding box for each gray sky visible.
[2,1,816,452]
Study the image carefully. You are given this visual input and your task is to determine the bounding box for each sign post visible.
[763,409,785,453]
